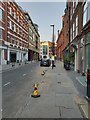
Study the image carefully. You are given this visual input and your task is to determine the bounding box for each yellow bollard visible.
[31,83,40,98]
[41,70,45,75]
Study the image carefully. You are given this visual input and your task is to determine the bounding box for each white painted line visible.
[76,77,87,87]
[3,82,10,87]
[23,74,26,76]
[1,109,2,112]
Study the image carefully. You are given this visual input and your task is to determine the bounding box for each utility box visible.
[86,68,90,100]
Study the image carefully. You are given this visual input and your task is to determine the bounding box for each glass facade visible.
[43,45,48,55]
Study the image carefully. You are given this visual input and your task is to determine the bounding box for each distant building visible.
[40,41,57,59]
[25,12,40,61]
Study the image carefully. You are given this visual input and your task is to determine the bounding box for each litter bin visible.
[86,68,90,101]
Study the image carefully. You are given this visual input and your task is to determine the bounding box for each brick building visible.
[57,8,69,61]
[57,29,64,60]
[0,1,40,65]
[0,1,6,64]
[57,0,90,75]
[0,1,29,65]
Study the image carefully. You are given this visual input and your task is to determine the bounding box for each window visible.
[70,7,73,20]
[10,21,12,29]
[18,16,19,22]
[76,15,78,36]
[29,28,33,33]
[73,1,75,14]
[10,7,12,15]
[73,23,75,39]
[33,33,35,41]
[29,35,33,40]
[14,12,16,19]
[10,35,12,43]
[43,45,48,55]
[14,24,16,32]
[76,0,78,7]
[0,8,2,21]
[14,38,16,44]
[83,0,90,26]
[18,26,19,33]
[70,27,72,42]
[0,28,2,39]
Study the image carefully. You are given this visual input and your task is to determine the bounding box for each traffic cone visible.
[41,70,45,75]
[31,83,40,98]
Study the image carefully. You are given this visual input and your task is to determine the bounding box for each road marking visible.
[3,82,10,87]
[76,77,87,87]
[23,74,26,76]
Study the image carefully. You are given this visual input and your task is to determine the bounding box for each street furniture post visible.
[86,68,90,101]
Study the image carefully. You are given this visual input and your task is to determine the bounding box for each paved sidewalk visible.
[0,61,34,73]
[15,61,89,118]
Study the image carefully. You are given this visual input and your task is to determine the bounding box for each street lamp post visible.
[50,24,55,56]
[50,24,55,69]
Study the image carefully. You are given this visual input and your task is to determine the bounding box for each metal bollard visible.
[86,68,90,101]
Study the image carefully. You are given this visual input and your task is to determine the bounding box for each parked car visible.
[40,59,51,67]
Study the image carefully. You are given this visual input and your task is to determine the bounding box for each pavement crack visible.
[59,106,73,109]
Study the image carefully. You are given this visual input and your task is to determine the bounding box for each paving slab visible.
[14,61,86,118]
[55,94,76,108]
[60,106,83,118]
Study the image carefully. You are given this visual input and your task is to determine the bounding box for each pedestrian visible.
[52,55,54,69]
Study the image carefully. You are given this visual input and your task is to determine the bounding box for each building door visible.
[10,52,16,62]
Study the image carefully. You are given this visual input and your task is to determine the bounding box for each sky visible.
[18,2,66,42]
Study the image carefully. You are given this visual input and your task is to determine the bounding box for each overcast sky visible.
[18,2,66,42]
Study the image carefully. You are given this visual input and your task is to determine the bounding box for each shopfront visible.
[85,32,90,72]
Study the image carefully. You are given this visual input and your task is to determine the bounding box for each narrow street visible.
[2,61,88,118]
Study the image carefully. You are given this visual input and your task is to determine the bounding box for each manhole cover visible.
[58,74,61,75]
[57,82,61,84]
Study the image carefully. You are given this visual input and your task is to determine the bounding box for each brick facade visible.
[0,1,40,65]
[57,1,90,75]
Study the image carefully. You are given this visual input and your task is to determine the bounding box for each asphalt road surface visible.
[2,61,87,118]
[2,61,40,117]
